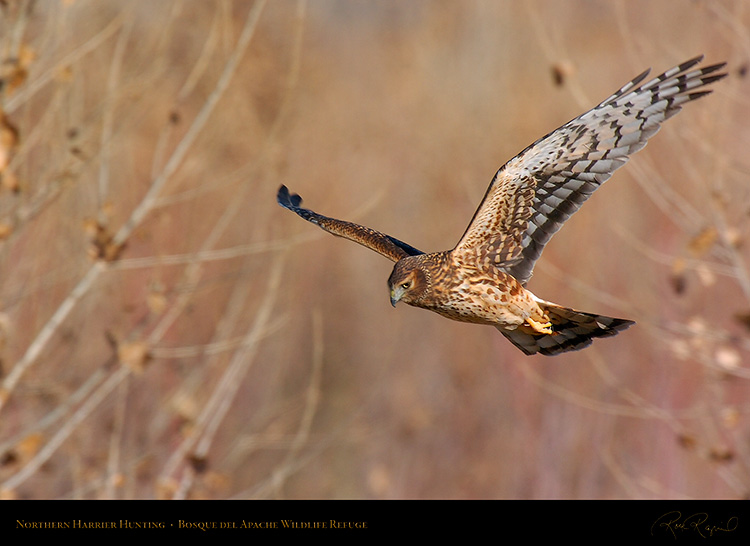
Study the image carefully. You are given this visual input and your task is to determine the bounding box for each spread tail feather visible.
[500,304,634,356]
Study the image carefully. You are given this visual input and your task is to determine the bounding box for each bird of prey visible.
[277,56,726,356]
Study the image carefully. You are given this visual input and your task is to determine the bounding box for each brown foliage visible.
[0,0,748,500]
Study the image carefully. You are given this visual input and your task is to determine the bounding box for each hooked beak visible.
[390,286,404,307]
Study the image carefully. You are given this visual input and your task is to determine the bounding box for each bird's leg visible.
[526,316,553,335]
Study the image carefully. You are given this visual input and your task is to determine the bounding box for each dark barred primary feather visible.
[500,305,635,356]
[455,56,727,286]
[277,185,423,262]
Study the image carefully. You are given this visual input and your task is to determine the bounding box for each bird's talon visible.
[527,317,553,335]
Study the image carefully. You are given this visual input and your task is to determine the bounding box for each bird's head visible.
[388,257,429,307]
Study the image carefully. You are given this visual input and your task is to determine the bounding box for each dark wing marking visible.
[277,185,424,262]
[453,55,727,285]
[499,307,635,356]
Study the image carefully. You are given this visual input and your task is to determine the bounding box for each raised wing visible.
[453,55,726,285]
[277,185,424,262]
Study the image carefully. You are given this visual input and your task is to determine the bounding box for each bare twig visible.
[0,0,267,414]
[167,251,286,499]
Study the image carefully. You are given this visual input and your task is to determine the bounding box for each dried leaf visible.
[0,45,35,95]
[0,111,18,174]
[147,286,167,315]
[156,478,179,500]
[677,433,697,450]
[722,407,740,429]
[56,65,73,83]
[117,340,151,374]
[670,257,687,294]
[188,453,208,473]
[84,218,126,261]
[686,316,708,335]
[0,221,12,239]
[551,60,576,87]
[1,169,19,192]
[724,227,742,249]
[715,347,740,370]
[203,471,230,492]
[109,473,125,488]
[669,339,690,360]
[0,449,17,468]
[171,391,199,421]
[733,311,750,331]
[687,226,718,257]
[708,446,734,463]
[695,263,716,287]
[17,433,43,461]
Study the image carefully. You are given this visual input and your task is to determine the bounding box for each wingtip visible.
[683,55,728,80]
[277,184,302,209]
[617,318,636,331]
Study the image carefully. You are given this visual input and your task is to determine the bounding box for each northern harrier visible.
[278,56,726,356]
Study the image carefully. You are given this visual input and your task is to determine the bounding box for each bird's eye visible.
[401,282,411,290]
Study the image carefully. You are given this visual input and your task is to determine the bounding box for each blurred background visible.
[0,0,748,499]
